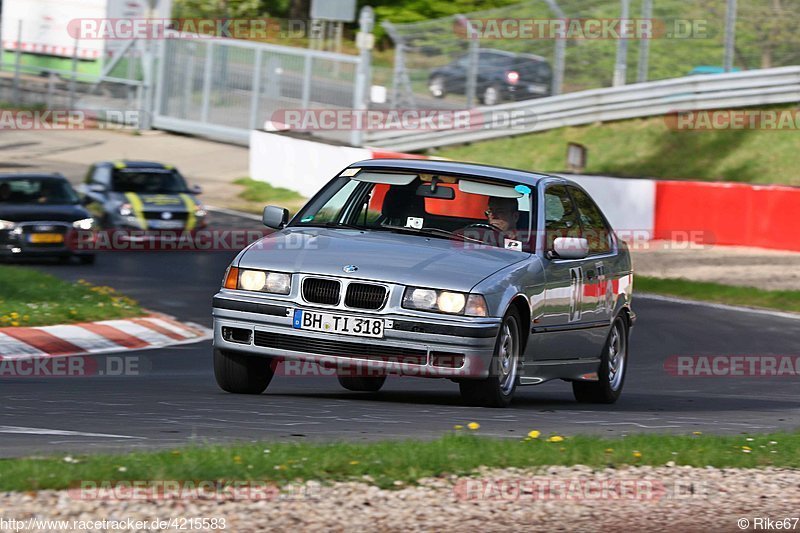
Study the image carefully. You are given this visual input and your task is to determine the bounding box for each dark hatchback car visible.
[428,49,552,105]
[0,174,96,264]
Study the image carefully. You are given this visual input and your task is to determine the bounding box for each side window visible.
[568,186,612,255]
[544,185,580,251]
[301,179,361,225]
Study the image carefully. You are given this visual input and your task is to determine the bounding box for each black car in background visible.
[428,49,552,105]
[0,174,96,264]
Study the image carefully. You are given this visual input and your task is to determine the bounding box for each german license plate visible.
[292,309,384,338]
[28,233,63,244]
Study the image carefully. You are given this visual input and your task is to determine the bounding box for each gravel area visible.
[2,466,799,532]
[631,241,800,291]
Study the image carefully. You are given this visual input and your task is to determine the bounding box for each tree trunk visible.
[290,0,310,20]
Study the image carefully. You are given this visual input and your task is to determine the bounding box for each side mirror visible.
[551,237,589,260]
[262,205,289,229]
[189,185,203,195]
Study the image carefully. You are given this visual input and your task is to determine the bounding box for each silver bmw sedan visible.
[212,159,635,407]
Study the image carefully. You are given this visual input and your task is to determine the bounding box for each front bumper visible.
[212,293,501,379]
[0,224,92,259]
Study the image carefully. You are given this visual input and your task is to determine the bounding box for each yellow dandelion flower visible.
[453,425,463,430]
[10,321,19,327]
[527,430,541,439]
[604,448,614,454]
[349,460,360,465]
[467,422,480,430]
[742,446,752,452]
[233,455,242,464]
[692,431,702,435]
[9,312,19,319]
[547,435,564,443]
[633,451,642,458]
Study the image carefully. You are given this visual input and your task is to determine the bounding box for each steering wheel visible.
[460,223,505,245]
[462,222,502,233]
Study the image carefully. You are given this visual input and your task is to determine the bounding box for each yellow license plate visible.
[29,233,64,244]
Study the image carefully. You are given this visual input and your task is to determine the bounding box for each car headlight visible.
[72,218,96,230]
[0,219,16,231]
[222,266,291,295]
[402,287,488,316]
[119,203,133,216]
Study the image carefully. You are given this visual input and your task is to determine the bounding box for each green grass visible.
[437,104,800,186]
[636,276,800,313]
[0,431,798,492]
[0,266,144,327]
[232,177,307,215]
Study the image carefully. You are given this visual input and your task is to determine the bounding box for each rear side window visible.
[568,186,613,255]
[544,185,581,250]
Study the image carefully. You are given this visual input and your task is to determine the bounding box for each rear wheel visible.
[337,375,386,392]
[573,316,628,403]
[459,307,521,408]
[214,348,274,394]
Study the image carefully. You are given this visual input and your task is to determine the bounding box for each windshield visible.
[111,169,189,194]
[293,171,534,251]
[0,178,80,205]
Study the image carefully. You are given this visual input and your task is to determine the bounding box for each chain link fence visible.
[382,0,800,110]
[154,27,367,145]
[0,19,145,127]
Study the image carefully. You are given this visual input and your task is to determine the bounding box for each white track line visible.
[637,293,800,320]
[0,425,142,439]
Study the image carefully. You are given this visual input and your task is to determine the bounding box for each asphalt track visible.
[0,211,798,457]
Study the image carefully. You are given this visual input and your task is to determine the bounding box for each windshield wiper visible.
[380,225,484,244]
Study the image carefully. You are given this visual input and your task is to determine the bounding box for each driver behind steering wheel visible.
[485,196,519,237]
[458,196,520,247]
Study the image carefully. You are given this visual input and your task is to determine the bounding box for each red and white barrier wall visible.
[250,131,800,252]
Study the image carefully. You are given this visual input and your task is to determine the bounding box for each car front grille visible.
[344,283,387,310]
[302,277,341,305]
[253,331,427,365]
[143,211,189,220]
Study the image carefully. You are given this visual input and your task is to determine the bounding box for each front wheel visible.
[573,315,628,403]
[459,307,521,408]
[214,348,274,394]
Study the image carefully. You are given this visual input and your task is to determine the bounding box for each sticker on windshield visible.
[504,238,523,251]
[405,217,423,229]
[339,168,360,177]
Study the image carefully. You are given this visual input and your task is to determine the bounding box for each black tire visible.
[428,75,447,98]
[78,254,96,265]
[214,348,274,394]
[337,375,386,392]
[459,307,521,408]
[481,84,503,106]
[573,315,629,404]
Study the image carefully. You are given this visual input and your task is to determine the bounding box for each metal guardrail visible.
[364,66,800,152]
